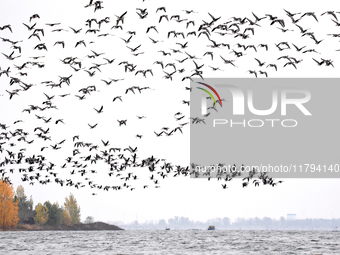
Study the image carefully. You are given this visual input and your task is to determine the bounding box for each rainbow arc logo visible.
[196,82,222,106]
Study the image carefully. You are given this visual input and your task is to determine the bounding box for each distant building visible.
[287,214,296,220]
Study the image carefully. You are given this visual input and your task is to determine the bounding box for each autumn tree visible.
[64,193,81,225]
[15,185,35,224]
[61,209,71,226]
[0,180,19,230]
[45,201,63,226]
[34,203,49,225]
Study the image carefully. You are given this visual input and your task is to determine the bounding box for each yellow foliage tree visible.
[0,180,19,230]
[64,193,81,225]
[34,203,49,225]
[61,209,71,226]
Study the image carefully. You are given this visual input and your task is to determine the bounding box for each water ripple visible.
[0,230,339,254]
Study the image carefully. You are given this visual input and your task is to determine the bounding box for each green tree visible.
[158,219,166,227]
[15,185,34,224]
[34,203,49,225]
[84,216,94,224]
[64,193,81,225]
[45,201,63,226]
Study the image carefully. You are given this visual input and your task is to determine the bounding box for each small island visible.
[0,183,123,231]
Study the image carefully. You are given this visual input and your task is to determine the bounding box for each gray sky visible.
[1,0,340,224]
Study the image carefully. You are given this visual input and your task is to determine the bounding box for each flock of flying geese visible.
[1,0,339,192]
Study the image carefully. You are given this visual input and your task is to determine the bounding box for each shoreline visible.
[1,221,124,231]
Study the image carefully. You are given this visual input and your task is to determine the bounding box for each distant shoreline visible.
[1,221,124,231]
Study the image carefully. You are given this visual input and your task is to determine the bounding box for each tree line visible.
[116,216,340,230]
[0,180,81,230]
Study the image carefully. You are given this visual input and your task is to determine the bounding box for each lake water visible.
[0,230,339,254]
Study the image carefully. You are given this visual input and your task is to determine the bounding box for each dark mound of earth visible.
[61,221,124,231]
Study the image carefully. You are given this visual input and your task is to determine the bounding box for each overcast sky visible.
[1,0,340,224]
